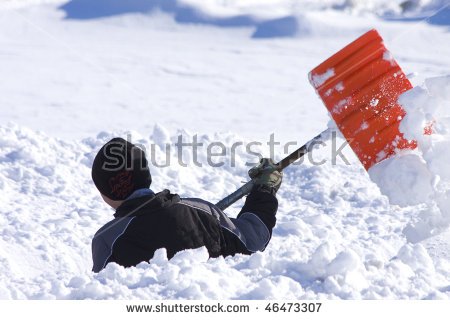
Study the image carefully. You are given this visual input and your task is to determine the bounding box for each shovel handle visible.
[215,129,329,210]
[215,180,255,211]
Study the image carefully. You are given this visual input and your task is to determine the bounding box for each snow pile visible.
[56,0,450,39]
[2,0,448,22]
[1,123,449,299]
[368,75,450,242]
[368,154,434,207]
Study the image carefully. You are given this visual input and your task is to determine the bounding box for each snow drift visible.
[57,0,450,38]
[368,75,450,243]
[1,122,449,299]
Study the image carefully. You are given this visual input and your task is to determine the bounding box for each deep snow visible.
[1,122,449,299]
[0,0,450,299]
[369,74,450,247]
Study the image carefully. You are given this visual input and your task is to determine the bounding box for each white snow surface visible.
[1,123,450,299]
[369,76,450,244]
[1,0,450,299]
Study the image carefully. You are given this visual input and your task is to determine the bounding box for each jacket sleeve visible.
[91,217,136,273]
[221,186,279,253]
[238,186,278,233]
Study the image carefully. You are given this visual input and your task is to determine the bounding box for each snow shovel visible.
[216,29,415,211]
[309,28,416,170]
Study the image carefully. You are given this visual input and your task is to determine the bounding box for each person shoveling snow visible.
[90,138,282,272]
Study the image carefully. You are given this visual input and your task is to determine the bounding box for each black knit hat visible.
[91,138,151,201]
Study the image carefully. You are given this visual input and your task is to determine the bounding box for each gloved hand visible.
[248,158,283,194]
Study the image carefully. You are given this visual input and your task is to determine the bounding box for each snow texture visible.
[310,68,336,88]
[369,75,450,245]
[1,123,449,299]
[0,0,450,300]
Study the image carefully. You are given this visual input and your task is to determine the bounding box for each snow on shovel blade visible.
[309,29,416,170]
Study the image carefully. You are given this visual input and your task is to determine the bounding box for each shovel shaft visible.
[215,180,255,211]
[215,129,329,211]
[277,130,329,170]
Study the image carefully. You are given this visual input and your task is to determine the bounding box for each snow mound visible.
[369,75,450,243]
[368,153,434,207]
[56,0,450,38]
[58,0,316,38]
[1,123,449,299]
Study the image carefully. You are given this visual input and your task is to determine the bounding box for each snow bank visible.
[368,75,450,242]
[368,153,434,207]
[1,123,449,299]
[54,0,450,39]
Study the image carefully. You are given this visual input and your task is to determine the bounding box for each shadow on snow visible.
[59,0,299,39]
[383,5,450,27]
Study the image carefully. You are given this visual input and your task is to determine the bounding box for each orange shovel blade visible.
[309,29,416,170]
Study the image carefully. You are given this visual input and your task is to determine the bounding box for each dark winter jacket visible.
[91,188,278,272]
